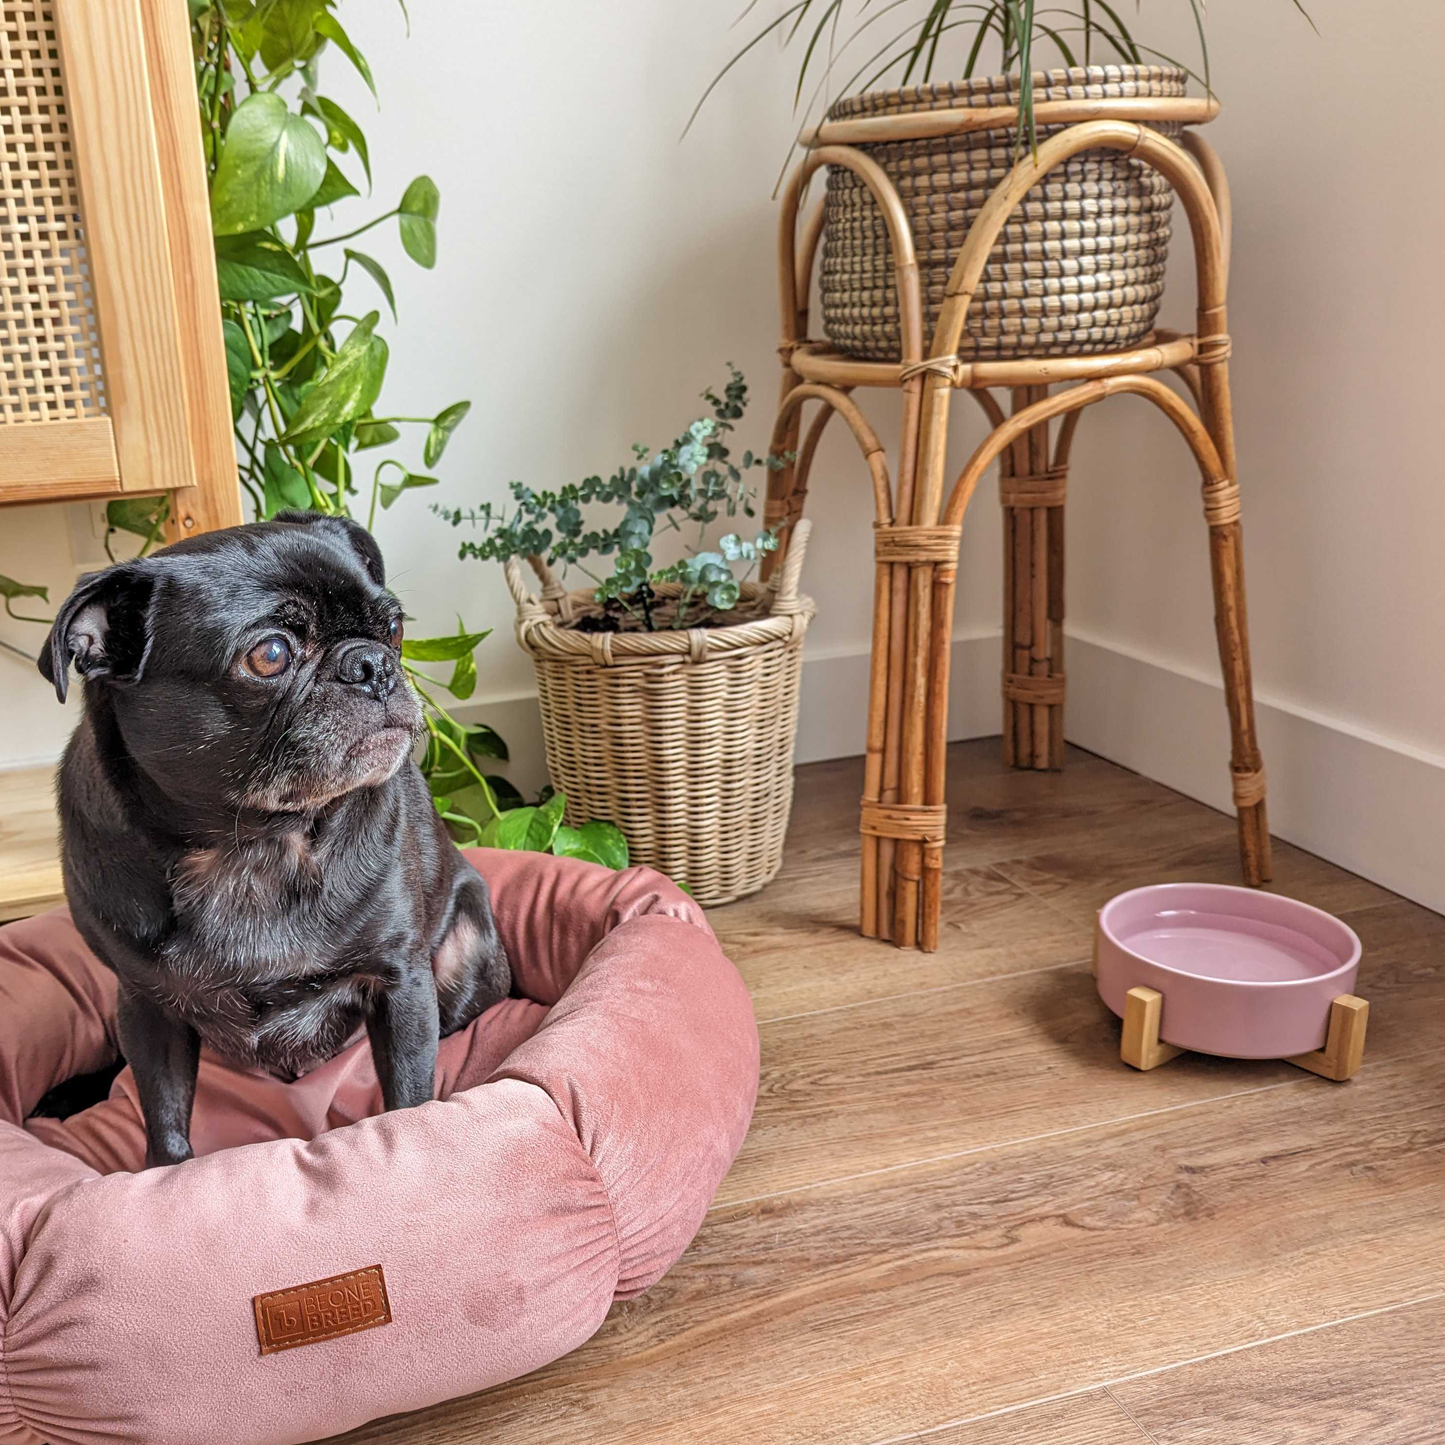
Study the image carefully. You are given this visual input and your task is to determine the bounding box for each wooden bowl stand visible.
[1120,984,1370,1082]
[763,100,1271,951]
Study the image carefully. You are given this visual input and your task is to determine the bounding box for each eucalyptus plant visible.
[439,368,785,632]
[696,0,1316,159]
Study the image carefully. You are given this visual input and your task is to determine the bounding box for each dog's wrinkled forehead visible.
[153,516,393,658]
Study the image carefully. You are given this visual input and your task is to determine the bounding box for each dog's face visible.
[41,512,423,816]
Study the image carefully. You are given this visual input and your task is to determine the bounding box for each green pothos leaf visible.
[344,248,395,319]
[310,157,359,210]
[222,319,251,419]
[209,93,326,236]
[401,627,490,662]
[398,175,439,267]
[447,648,476,700]
[0,574,48,601]
[262,443,312,517]
[279,312,387,446]
[423,399,470,468]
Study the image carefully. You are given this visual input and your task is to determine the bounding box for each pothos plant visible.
[188,0,630,869]
[439,368,785,632]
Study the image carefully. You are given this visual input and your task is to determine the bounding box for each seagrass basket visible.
[821,64,1188,361]
[503,521,815,906]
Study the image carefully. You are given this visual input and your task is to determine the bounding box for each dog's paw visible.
[144,1138,195,1170]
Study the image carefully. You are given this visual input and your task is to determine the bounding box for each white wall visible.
[2,0,1441,906]
[1059,0,1445,909]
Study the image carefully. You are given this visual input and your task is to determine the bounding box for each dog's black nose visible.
[335,640,398,700]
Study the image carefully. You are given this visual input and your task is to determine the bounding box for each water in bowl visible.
[1118,907,1343,984]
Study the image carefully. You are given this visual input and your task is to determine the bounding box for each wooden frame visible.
[766,106,1270,951]
[1122,984,1369,1082]
[0,0,240,532]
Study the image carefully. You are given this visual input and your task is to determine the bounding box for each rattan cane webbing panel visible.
[0,0,104,424]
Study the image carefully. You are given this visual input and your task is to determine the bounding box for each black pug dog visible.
[39,511,510,1168]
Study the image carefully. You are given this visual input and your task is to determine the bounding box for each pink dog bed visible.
[0,850,758,1445]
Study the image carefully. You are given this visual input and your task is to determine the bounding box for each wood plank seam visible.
[856,1291,1445,1445]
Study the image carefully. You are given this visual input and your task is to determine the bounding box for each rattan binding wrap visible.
[504,521,815,907]
[822,65,1187,361]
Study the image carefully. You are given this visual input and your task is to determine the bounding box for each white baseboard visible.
[452,630,1445,916]
[1064,629,1445,915]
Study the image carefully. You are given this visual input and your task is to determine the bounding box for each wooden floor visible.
[342,741,1445,1444]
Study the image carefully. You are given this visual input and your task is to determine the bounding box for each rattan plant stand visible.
[762,99,1271,952]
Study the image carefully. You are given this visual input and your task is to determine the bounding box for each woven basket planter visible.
[503,521,815,907]
[820,64,1187,361]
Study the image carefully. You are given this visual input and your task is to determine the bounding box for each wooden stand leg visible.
[1289,995,1369,1082]
[1196,330,1272,887]
[1121,986,1184,1071]
[1001,387,1065,771]
[762,372,805,580]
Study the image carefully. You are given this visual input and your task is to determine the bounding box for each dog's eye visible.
[388,616,404,648]
[245,637,292,679]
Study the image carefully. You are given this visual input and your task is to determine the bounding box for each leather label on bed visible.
[253,1265,392,1355]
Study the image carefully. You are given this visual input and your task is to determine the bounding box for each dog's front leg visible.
[367,965,441,1112]
[116,984,200,1168]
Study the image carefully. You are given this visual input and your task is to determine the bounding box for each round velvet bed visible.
[0,849,758,1445]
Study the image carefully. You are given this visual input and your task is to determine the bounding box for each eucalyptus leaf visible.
[398,175,439,268]
[214,233,315,301]
[401,629,490,662]
[423,400,470,468]
[344,248,396,319]
[279,311,387,446]
[209,93,326,236]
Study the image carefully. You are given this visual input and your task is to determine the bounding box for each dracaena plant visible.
[438,368,785,633]
[695,0,1315,160]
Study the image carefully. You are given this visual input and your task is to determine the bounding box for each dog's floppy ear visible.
[274,510,385,586]
[38,564,157,704]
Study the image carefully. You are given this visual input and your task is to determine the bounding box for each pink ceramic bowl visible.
[1095,883,1362,1059]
